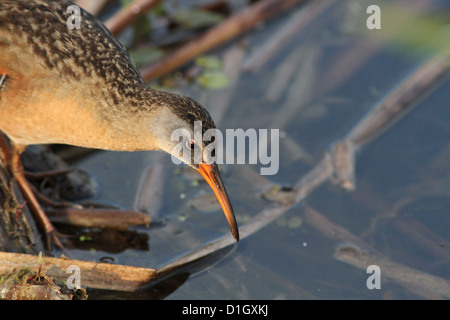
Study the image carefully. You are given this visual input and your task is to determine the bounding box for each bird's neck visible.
[82,84,166,152]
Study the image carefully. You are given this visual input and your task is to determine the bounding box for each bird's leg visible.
[0,73,9,90]
[0,132,11,166]
[10,143,64,250]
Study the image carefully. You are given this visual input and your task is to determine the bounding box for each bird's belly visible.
[0,76,114,149]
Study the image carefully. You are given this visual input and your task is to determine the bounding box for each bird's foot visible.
[9,142,66,251]
[46,229,65,251]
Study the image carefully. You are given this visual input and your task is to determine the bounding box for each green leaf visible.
[366,4,450,57]
[195,55,223,69]
[119,0,133,7]
[79,235,93,242]
[130,47,164,68]
[172,9,224,29]
[196,71,230,89]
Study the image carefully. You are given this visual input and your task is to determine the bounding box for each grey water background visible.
[71,0,450,299]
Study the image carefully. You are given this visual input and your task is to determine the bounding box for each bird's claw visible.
[46,230,65,251]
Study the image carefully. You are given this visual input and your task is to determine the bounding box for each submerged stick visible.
[271,45,321,129]
[140,0,306,81]
[302,206,373,251]
[133,154,167,221]
[334,243,450,298]
[243,0,335,72]
[303,205,450,299]
[206,43,247,125]
[325,54,450,191]
[347,55,450,147]
[264,44,305,102]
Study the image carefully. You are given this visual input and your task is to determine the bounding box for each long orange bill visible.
[197,163,239,241]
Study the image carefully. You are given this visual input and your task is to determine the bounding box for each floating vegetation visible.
[0,253,87,300]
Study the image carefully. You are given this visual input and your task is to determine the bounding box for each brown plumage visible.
[0,0,238,247]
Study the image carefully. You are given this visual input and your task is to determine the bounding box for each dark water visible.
[71,0,450,299]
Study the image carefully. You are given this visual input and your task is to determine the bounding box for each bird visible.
[0,0,239,249]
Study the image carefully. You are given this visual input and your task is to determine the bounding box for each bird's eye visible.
[186,140,196,150]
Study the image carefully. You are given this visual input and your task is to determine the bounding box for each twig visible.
[140,0,307,81]
[328,139,356,191]
[347,55,450,147]
[0,251,157,292]
[0,136,41,252]
[334,243,450,298]
[294,154,334,201]
[302,205,450,299]
[105,0,164,36]
[302,206,374,251]
[319,40,381,94]
[392,217,450,262]
[25,168,73,180]
[344,179,450,264]
[324,54,450,191]
[46,208,150,230]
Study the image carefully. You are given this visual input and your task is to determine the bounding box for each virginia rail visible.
[0,0,239,248]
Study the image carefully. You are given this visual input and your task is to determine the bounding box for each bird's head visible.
[150,93,239,241]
